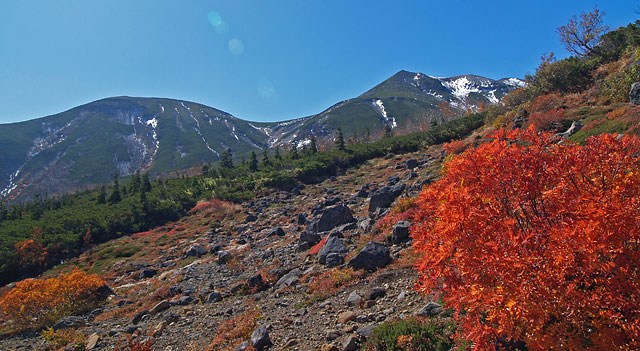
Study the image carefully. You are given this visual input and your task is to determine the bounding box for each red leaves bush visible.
[411,128,640,350]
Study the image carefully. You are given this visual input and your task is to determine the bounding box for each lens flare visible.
[207,11,228,34]
[228,38,244,55]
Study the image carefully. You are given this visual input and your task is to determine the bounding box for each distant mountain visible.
[0,71,524,201]
[269,70,524,147]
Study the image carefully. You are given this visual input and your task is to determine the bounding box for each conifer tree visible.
[108,173,121,204]
[383,125,392,138]
[290,143,298,159]
[310,136,318,153]
[97,185,106,204]
[262,149,271,165]
[220,148,234,169]
[142,173,152,193]
[335,127,346,151]
[275,146,282,160]
[131,170,141,194]
[249,151,259,171]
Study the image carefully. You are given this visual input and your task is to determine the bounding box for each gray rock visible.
[369,183,405,215]
[138,268,157,279]
[365,287,386,301]
[326,330,342,341]
[318,237,349,264]
[206,291,222,303]
[314,204,355,233]
[405,158,419,169]
[356,325,376,338]
[150,300,171,314]
[162,312,180,324]
[392,221,411,243]
[86,333,100,350]
[346,291,362,306]
[218,251,231,264]
[245,214,258,222]
[358,219,373,233]
[325,253,345,268]
[416,301,443,317]
[343,335,359,351]
[250,324,272,350]
[170,296,193,305]
[267,227,285,237]
[248,274,267,290]
[275,269,300,289]
[185,244,207,257]
[631,82,640,105]
[348,242,391,271]
[558,121,583,139]
[131,310,148,325]
[52,316,86,330]
[298,231,321,251]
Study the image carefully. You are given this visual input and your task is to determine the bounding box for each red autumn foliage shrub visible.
[0,268,107,331]
[411,127,640,350]
[307,237,326,255]
[443,139,467,155]
[206,309,259,351]
[14,239,48,271]
[528,93,564,113]
[528,108,566,130]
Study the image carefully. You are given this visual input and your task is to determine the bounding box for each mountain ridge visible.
[0,70,524,201]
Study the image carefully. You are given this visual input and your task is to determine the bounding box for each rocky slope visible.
[0,142,452,351]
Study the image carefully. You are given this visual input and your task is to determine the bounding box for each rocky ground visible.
[1,146,451,351]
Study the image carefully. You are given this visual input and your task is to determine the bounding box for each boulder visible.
[86,333,100,350]
[250,324,272,350]
[275,269,300,289]
[405,158,419,169]
[206,292,222,303]
[138,268,157,279]
[631,82,640,105]
[356,325,376,338]
[248,274,267,291]
[369,184,405,215]
[217,251,231,264]
[185,244,207,257]
[298,231,321,251]
[343,335,359,351]
[131,310,148,324]
[416,301,443,317]
[346,291,362,306]
[365,287,386,301]
[391,221,411,243]
[150,300,171,314]
[326,253,345,268]
[318,237,349,264]
[52,316,86,330]
[267,227,285,237]
[348,242,390,271]
[314,204,355,233]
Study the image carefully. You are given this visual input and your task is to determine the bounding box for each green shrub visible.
[362,318,460,351]
[527,57,598,95]
[600,59,640,102]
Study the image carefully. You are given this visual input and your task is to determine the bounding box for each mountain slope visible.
[269,70,524,146]
[0,97,270,199]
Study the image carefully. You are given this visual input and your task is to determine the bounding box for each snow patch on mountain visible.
[373,99,397,128]
[503,78,527,88]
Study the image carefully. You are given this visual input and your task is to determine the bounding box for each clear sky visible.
[0,1,637,124]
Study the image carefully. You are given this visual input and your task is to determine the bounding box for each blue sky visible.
[0,1,637,124]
